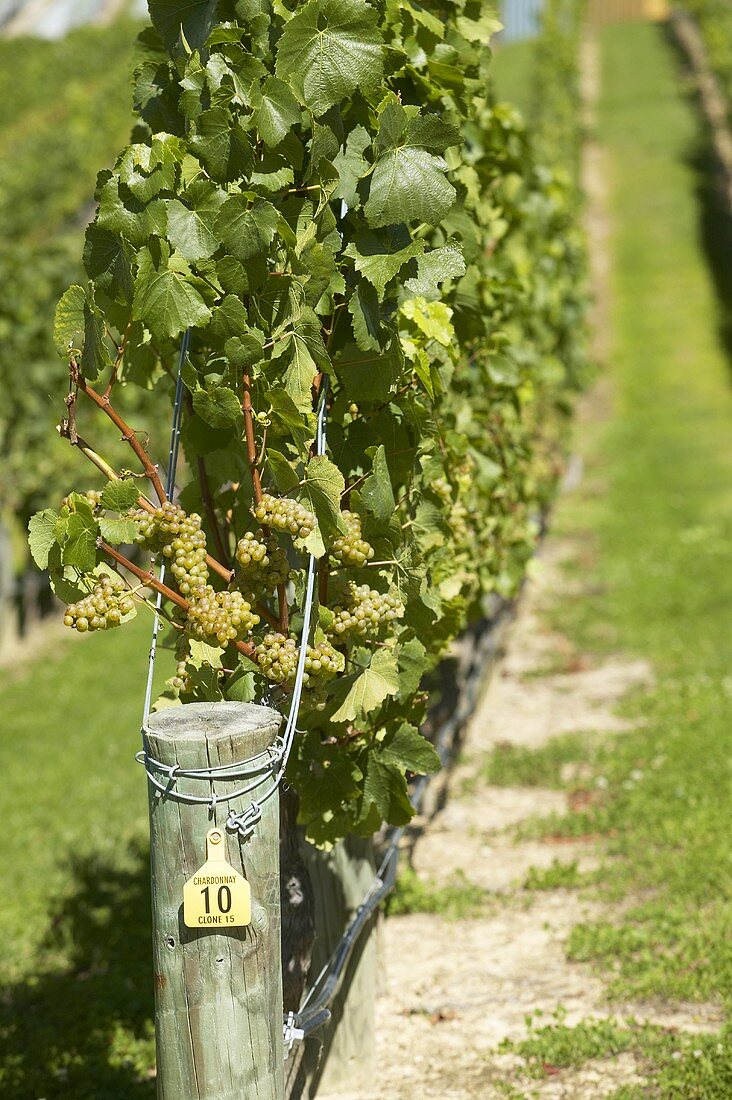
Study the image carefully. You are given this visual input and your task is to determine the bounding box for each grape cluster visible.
[256,633,299,683]
[133,503,209,597]
[168,659,193,695]
[252,493,316,539]
[330,583,403,638]
[235,529,290,590]
[63,572,134,633]
[303,640,341,683]
[330,511,374,567]
[255,634,342,686]
[186,587,259,646]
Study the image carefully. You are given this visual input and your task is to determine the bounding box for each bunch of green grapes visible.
[303,639,341,683]
[252,493,316,539]
[330,511,374,567]
[256,632,299,683]
[235,529,290,590]
[186,587,259,646]
[168,659,193,695]
[133,502,209,597]
[63,571,134,632]
[330,583,403,638]
[255,634,342,689]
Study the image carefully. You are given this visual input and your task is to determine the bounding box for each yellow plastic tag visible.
[183,828,252,929]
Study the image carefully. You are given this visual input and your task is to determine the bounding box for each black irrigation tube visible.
[287,595,516,1043]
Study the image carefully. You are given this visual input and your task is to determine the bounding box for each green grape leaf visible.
[189,639,224,668]
[98,517,139,544]
[276,0,383,116]
[333,342,400,403]
[225,667,257,702]
[401,297,454,345]
[348,281,381,351]
[166,180,226,262]
[189,108,254,183]
[28,509,60,569]
[49,565,89,606]
[360,444,395,522]
[378,722,439,774]
[281,340,318,414]
[192,383,242,427]
[83,226,132,303]
[208,294,250,341]
[96,174,168,248]
[404,240,466,299]
[118,137,182,203]
[81,298,112,381]
[358,754,414,824]
[224,333,265,370]
[331,648,399,722]
[266,449,300,493]
[215,195,279,262]
[252,76,302,147]
[266,386,312,453]
[100,479,140,512]
[333,125,371,207]
[345,232,424,301]
[299,455,347,545]
[396,639,428,700]
[62,511,99,572]
[54,285,86,357]
[149,0,220,51]
[365,104,457,228]
[133,243,212,340]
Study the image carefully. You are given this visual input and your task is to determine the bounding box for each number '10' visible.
[200,884,232,913]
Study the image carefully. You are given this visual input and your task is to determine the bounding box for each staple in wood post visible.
[143,701,285,1100]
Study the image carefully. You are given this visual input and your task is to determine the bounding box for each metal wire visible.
[141,329,189,722]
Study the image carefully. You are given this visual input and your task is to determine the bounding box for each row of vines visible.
[25,0,588,847]
[0,21,153,536]
[681,0,732,118]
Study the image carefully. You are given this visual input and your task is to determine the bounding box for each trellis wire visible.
[138,331,328,840]
[141,328,189,722]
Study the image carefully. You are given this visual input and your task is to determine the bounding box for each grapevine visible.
[27,0,588,846]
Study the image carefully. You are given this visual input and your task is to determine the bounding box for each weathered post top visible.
[144,699,282,747]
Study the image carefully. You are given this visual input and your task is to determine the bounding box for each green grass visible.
[501,1013,732,1096]
[0,618,173,1097]
[387,864,489,919]
[493,19,732,1096]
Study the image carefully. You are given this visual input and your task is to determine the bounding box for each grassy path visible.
[500,20,732,1096]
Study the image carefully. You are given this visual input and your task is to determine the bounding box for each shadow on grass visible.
[0,842,155,1099]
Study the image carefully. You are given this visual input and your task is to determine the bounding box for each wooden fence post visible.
[143,701,285,1100]
[300,837,377,1095]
